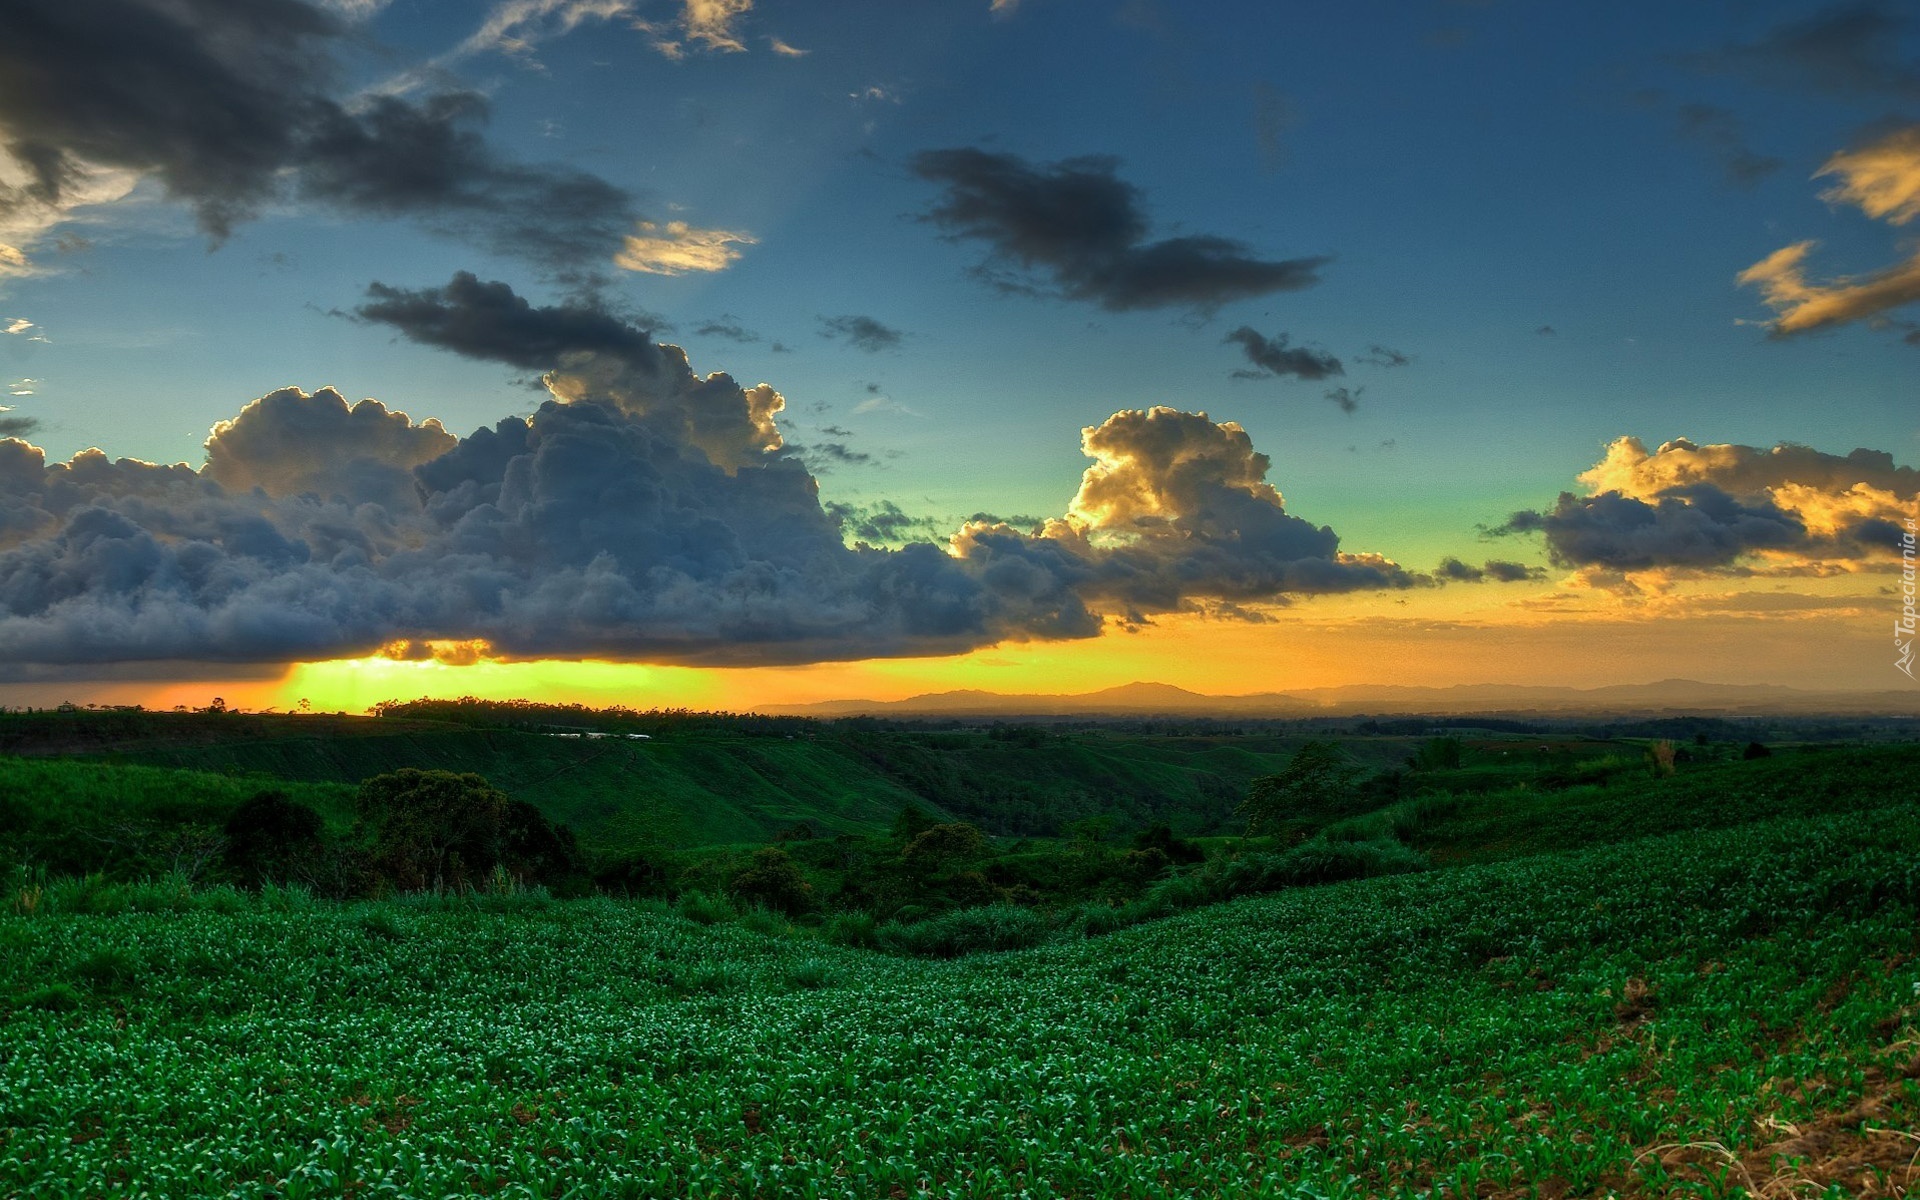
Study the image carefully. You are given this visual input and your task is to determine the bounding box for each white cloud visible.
[767,37,809,57]
[614,220,755,274]
[3,319,32,336]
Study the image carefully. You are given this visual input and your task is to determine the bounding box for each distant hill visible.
[763,678,1920,718]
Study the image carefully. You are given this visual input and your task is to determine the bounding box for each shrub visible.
[902,823,986,873]
[71,947,141,995]
[820,911,878,949]
[783,958,838,990]
[737,905,789,938]
[728,847,813,916]
[1131,822,1204,866]
[876,903,1048,958]
[675,890,734,926]
[223,790,324,888]
[16,983,82,1012]
[1743,741,1773,760]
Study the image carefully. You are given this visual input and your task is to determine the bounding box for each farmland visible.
[1,711,1917,1197]
[3,802,1918,1196]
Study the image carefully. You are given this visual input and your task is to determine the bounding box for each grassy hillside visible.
[76,722,1356,846]
[4,804,1915,1198]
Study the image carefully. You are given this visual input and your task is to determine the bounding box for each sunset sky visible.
[0,0,1916,711]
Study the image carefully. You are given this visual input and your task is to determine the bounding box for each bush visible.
[675,890,734,926]
[15,983,82,1012]
[783,958,838,990]
[71,947,141,995]
[876,903,1049,958]
[737,905,789,938]
[728,847,812,916]
[223,790,324,888]
[820,911,878,949]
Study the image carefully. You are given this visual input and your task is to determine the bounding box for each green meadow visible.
[1,710,1916,1197]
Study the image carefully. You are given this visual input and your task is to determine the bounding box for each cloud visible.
[954,406,1419,614]
[1536,325,1556,336]
[439,0,632,67]
[1357,344,1410,368]
[638,0,753,57]
[3,320,33,336]
[1673,103,1783,188]
[1435,557,1542,583]
[1693,2,1920,102]
[694,316,761,342]
[1739,123,1920,335]
[1818,123,1920,224]
[1251,84,1296,173]
[0,278,1429,669]
[357,272,782,471]
[766,37,809,57]
[1738,239,1920,336]
[1322,385,1363,414]
[819,314,905,352]
[614,221,755,275]
[0,416,36,437]
[788,440,873,473]
[1224,327,1343,381]
[911,147,1328,312]
[0,0,638,275]
[827,500,941,544]
[1496,435,1919,572]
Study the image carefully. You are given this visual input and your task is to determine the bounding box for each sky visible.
[0,0,1916,711]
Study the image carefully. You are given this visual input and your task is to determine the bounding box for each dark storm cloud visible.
[357,273,663,371]
[1224,327,1344,382]
[1693,3,1920,101]
[1673,103,1783,188]
[911,148,1328,312]
[0,0,636,271]
[818,314,905,352]
[1494,487,1810,570]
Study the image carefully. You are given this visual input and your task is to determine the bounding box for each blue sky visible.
[0,0,1915,698]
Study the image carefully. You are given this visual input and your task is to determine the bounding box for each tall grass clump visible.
[876,903,1049,958]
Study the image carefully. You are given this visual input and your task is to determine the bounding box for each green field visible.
[4,805,1917,1198]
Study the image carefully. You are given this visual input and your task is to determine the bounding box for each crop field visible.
[5,804,1918,1199]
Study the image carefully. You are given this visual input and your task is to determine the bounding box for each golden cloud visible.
[614,220,756,275]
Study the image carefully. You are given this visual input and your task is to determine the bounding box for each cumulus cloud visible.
[614,220,756,275]
[0,0,638,275]
[819,314,905,352]
[958,406,1421,614]
[912,148,1328,312]
[0,276,1432,670]
[1496,435,1918,572]
[1224,327,1343,382]
[1739,123,1920,335]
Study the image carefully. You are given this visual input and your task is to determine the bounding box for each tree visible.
[1238,741,1361,835]
[354,769,580,892]
[729,846,813,915]
[1411,736,1463,771]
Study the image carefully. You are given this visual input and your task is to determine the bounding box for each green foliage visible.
[354,769,583,893]
[875,903,1049,958]
[1411,735,1464,770]
[3,806,1916,1196]
[673,889,733,926]
[1238,740,1362,834]
[727,847,812,916]
[900,822,986,873]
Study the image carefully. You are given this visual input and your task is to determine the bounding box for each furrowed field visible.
[5,805,1918,1199]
